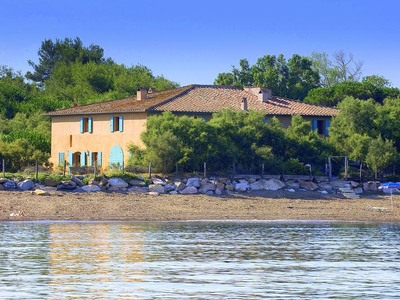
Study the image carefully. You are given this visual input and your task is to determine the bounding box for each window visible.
[80,117,93,133]
[312,120,330,136]
[110,116,123,132]
[58,152,65,166]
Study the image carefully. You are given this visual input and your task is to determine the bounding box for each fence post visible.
[232,163,236,180]
[2,159,5,178]
[94,161,97,177]
[204,162,207,178]
[148,162,152,179]
[35,159,39,182]
[261,163,264,179]
[63,160,66,176]
[175,162,178,174]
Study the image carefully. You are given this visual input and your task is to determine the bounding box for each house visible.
[45,84,339,171]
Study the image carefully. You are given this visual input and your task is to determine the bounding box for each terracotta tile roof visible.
[46,85,338,117]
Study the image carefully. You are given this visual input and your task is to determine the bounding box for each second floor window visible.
[110,116,123,132]
[80,117,93,133]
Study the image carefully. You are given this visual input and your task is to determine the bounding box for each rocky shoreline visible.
[0,175,399,222]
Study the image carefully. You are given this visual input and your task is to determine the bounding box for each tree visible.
[26,37,110,86]
[310,50,363,87]
[365,136,398,179]
[215,54,319,100]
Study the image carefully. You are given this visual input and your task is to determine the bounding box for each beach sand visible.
[1,189,399,223]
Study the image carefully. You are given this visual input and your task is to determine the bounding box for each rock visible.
[0,184,3,190]
[175,181,186,192]
[186,177,201,188]
[318,182,333,191]
[215,187,223,195]
[128,186,150,194]
[108,178,129,188]
[251,178,285,191]
[81,185,101,192]
[43,178,60,187]
[57,180,77,191]
[235,181,249,192]
[180,186,198,194]
[32,189,50,196]
[129,179,147,187]
[0,178,8,183]
[363,181,379,191]
[148,191,160,196]
[285,180,300,189]
[149,184,165,194]
[71,175,84,187]
[18,179,35,191]
[151,177,165,185]
[3,180,17,190]
[299,180,319,191]
[164,183,177,192]
[198,182,216,194]
[350,181,359,188]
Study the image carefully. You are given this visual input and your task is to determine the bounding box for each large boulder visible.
[81,185,101,192]
[57,180,77,191]
[43,178,61,187]
[108,178,129,188]
[71,175,84,187]
[186,177,201,188]
[235,181,249,192]
[128,186,150,194]
[180,186,198,194]
[299,180,319,191]
[18,179,35,191]
[149,184,165,194]
[129,179,147,187]
[3,180,17,190]
[198,181,216,194]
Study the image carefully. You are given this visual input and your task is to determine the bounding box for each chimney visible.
[241,97,248,111]
[136,87,147,100]
[243,86,272,103]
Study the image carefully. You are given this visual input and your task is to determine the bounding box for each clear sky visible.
[1,0,399,88]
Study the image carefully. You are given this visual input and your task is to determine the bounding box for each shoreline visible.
[1,189,399,223]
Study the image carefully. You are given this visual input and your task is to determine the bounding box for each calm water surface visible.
[0,221,400,299]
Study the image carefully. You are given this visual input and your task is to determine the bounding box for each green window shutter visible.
[324,120,330,136]
[119,116,123,132]
[88,117,93,133]
[68,152,73,166]
[80,151,86,166]
[58,153,65,166]
[110,116,114,132]
[312,120,317,131]
[97,152,102,166]
[88,152,93,166]
[80,118,84,133]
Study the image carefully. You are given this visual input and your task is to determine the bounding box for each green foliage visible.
[365,136,398,179]
[215,54,320,100]
[304,81,400,106]
[141,109,331,174]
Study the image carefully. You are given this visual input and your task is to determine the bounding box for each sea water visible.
[0,221,399,299]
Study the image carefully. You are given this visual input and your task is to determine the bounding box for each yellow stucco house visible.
[46,84,338,171]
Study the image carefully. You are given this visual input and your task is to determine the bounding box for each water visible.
[1,221,400,299]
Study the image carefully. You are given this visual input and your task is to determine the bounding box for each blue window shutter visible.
[110,116,114,132]
[80,118,84,133]
[312,120,317,131]
[88,117,93,133]
[88,152,92,166]
[325,120,330,135]
[68,152,73,166]
[119,116,123,132]
[97,152,102,166]
[58,153,65,166]
[80,151,86,166]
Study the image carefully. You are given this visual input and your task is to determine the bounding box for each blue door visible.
[109,145,124,170]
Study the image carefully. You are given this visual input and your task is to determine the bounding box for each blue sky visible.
[1,0,399,88]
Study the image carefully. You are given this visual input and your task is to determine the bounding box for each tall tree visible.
[310,50,363,87]
[26,37,110,86]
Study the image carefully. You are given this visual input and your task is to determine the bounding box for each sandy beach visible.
[1,189,399,223]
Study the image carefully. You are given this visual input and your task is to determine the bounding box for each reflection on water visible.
[0,221,400,299]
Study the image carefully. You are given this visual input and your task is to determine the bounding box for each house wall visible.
[49,112,148,170]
